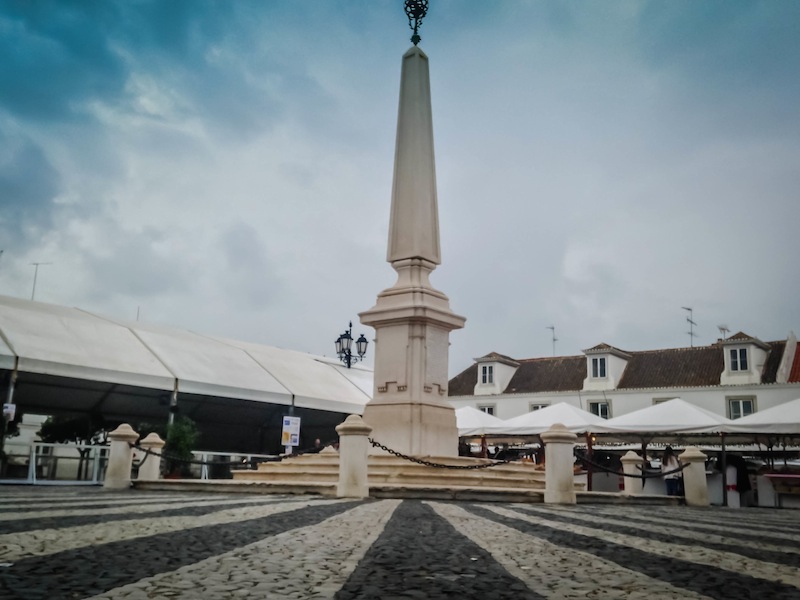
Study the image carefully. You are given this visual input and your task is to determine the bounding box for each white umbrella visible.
[484,402,606,435]
[724,398,800,434]
[455,406,505,436]
[592,398,731,434]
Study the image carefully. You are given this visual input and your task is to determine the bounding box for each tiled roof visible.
[448,340,789,396]
[505,356,587,393]
[616,346,723,389]
[763,341,787,384]
[728,331,754,341]
[789,346,800,383]
[475,352,519,366]
[448,364,478,396]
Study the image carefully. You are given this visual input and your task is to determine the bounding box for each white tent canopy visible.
[591,398,732,435]
[484,402,606,435]
[725,398,800,435]
[0,295,372,451]
[455,406,505,436]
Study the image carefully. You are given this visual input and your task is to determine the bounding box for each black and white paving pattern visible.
[1,487,798,599]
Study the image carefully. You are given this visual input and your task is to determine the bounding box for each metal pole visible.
[168,388,178,426]
[720,433,728,507]
[0,370,16,465]
[30,262,52,301]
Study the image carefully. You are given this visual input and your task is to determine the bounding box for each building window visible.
[730,348,748,371]
[529,403,549,412]
[591,357,607,378]
[589,401,610,419]
[477,404,495,416]
[728,397,755,420]
[481,365,494,384]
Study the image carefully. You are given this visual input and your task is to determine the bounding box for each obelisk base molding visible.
[362,401,458,457]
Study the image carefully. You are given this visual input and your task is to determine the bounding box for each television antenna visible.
[717,324,730,339]
[30,262,53,301]
[546,325,557,357]
[682,307,697,347]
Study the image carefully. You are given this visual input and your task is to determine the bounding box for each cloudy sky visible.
[1,0,798,376]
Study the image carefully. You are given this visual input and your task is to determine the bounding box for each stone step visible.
[233,452,549,490]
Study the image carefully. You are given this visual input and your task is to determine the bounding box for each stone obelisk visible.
[359,4,466,457]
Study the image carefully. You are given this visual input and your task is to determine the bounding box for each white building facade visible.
[448,332,800,421]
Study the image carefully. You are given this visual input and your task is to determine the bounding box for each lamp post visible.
[335,321,368,368]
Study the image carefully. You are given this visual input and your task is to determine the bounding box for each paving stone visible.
[1,487,799,599]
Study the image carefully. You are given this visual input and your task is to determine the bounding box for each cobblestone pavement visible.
[1,487,799,599]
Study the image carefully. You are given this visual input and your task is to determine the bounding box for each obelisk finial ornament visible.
[404,0,428,45]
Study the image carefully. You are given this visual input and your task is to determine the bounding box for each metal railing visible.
[0,442,108,485]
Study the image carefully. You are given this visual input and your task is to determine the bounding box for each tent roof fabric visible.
[0,295,371,415]
[455,406,505,436]
[484,402,606,435]
[592,398,732,434]
[725,398,800,434]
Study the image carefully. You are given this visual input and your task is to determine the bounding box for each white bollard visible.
[104,424,139,489]
[621,450,644,495]
[680,446,709,507]
[540,423,578,504]
[336,414,373,498]
[137,432,166,481]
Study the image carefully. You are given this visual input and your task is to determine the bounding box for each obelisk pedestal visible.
[360,45,465,458]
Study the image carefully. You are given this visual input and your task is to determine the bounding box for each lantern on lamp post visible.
[335,321,368,368]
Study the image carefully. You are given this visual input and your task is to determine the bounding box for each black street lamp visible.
[335,321,368,368]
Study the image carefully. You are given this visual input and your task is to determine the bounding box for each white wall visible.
[449,383,800,421]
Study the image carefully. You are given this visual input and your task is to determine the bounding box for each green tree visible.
[164,417,199,477]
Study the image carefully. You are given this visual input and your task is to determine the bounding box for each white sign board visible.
[281,415,301,447]
[2,403,15,421]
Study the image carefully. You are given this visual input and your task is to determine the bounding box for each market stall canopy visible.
[591,398,732,435]
[483,402,606,435]
[724,398,800,435]
[0,295,372,421]
[454,406,505,436]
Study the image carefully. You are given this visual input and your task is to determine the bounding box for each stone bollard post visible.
[336,414,373,498]
[137,432,166,481]
[105,424,139,490]
[680,446,709,507]
[540,423,578,504]
[621,451,644,495]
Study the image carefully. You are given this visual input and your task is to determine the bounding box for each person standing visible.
[662,446,682,496]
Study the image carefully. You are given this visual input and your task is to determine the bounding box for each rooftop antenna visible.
[30,262,53,301]
[717,324,730,340]
[546,325,557,357]
[682,306,697,347]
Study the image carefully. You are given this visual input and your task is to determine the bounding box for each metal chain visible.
[368,438,524,469]
[575,453,688,479]
[129,438,339,469]
[128,443,213,467]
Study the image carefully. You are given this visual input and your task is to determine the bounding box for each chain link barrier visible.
[128,442,212,468]
[128,440,338,470]
[574,451,687,479]
[367,438,529,469]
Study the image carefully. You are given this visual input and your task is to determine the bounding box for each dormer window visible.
[592,357,607,378]
[730,348,748,371]
[481,365,494,384]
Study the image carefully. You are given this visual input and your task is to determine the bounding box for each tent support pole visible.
[641,437,648,489]
[720,432,728,507]
[585,432,593,492]
[1,368,17,465]
[168,386,178,426]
